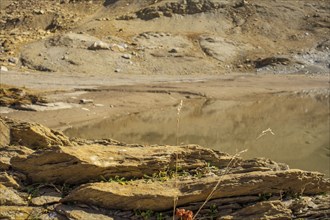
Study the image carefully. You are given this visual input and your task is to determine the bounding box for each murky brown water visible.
[65,92,330,176]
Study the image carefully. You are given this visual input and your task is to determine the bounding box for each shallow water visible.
[65,92,330,176]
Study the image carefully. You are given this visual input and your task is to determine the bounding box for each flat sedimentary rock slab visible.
[55,205,114,220]
[11,144,231,184]
[62,169,330,211]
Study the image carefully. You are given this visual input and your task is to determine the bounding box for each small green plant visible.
[194,170,204,179]
[60,183,73,197]
[205,162,219,172]
[259,192,272,201]
[100,175,108,182]
[157,170,174,181]
[134,209,154,220]
[100,175,129,185]
[180,170,190,177]
[209,204,218,220]
[25,185,41,201]
[283,189,301,200]
[156,212,165,220]
[318,192,327,196]
[143,169,178,182]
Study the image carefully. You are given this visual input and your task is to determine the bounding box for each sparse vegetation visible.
[100,175,130,185]
[134,209,154,220]
[26,185,40,201]
[0,0,329,219]
[259,192,273,201]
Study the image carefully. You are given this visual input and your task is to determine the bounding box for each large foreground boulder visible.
[61,169,329,211]
[2,118,71,149]
[0,145,34,170]
[11,144,232,184]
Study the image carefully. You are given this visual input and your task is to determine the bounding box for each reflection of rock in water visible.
[326,145,330,158]
[64,92,329,176]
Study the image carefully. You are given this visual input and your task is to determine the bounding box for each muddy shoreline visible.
[1,72,329,176]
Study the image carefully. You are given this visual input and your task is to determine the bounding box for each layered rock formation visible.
[0,117,329,219]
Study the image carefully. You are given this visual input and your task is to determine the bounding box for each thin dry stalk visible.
[173,100,183,220]
[176,99,183,145]
[175,100,183,184]
[173,196,178,220]
[256,128,275,140]
[193,149,247,220]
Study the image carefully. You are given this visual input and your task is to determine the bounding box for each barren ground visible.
[1,0,329,174]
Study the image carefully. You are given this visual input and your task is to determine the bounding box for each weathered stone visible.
[0,66,8,72]
[116,14,137,21]
[0,184,27,206]
[0,206,42,220]
[55,204,114,220]
[0,87,46,108]
[30,187,62,206]
[285,195,330,219]
[70,137,124,146]
[231,158,289,173]
[62,170,329,211]
[135,0,227,20]
[136,7,162,20]
[169,48,178,53]
[11,144,231,184]
[0,172,20,189]
[79,99,94,104]
[122,54,132,59]
[253,57,291,68]
[199,35,239,62]
[39,211,67,220]
[180,195,260,212]
[8,57,18,64]
[0,118,10,147]
[33,9,45,15]
[0,145,34,170]
[219,201,292,220]
[110,43,126,52]
[88,41,110,50]
[7,119,71,149]
[13,102,75,112]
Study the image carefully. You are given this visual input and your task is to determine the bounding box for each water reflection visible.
[65,93,330,176]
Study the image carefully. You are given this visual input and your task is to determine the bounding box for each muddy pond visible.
[65,91,330,176]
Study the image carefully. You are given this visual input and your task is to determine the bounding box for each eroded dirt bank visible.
[1,0,329,75]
